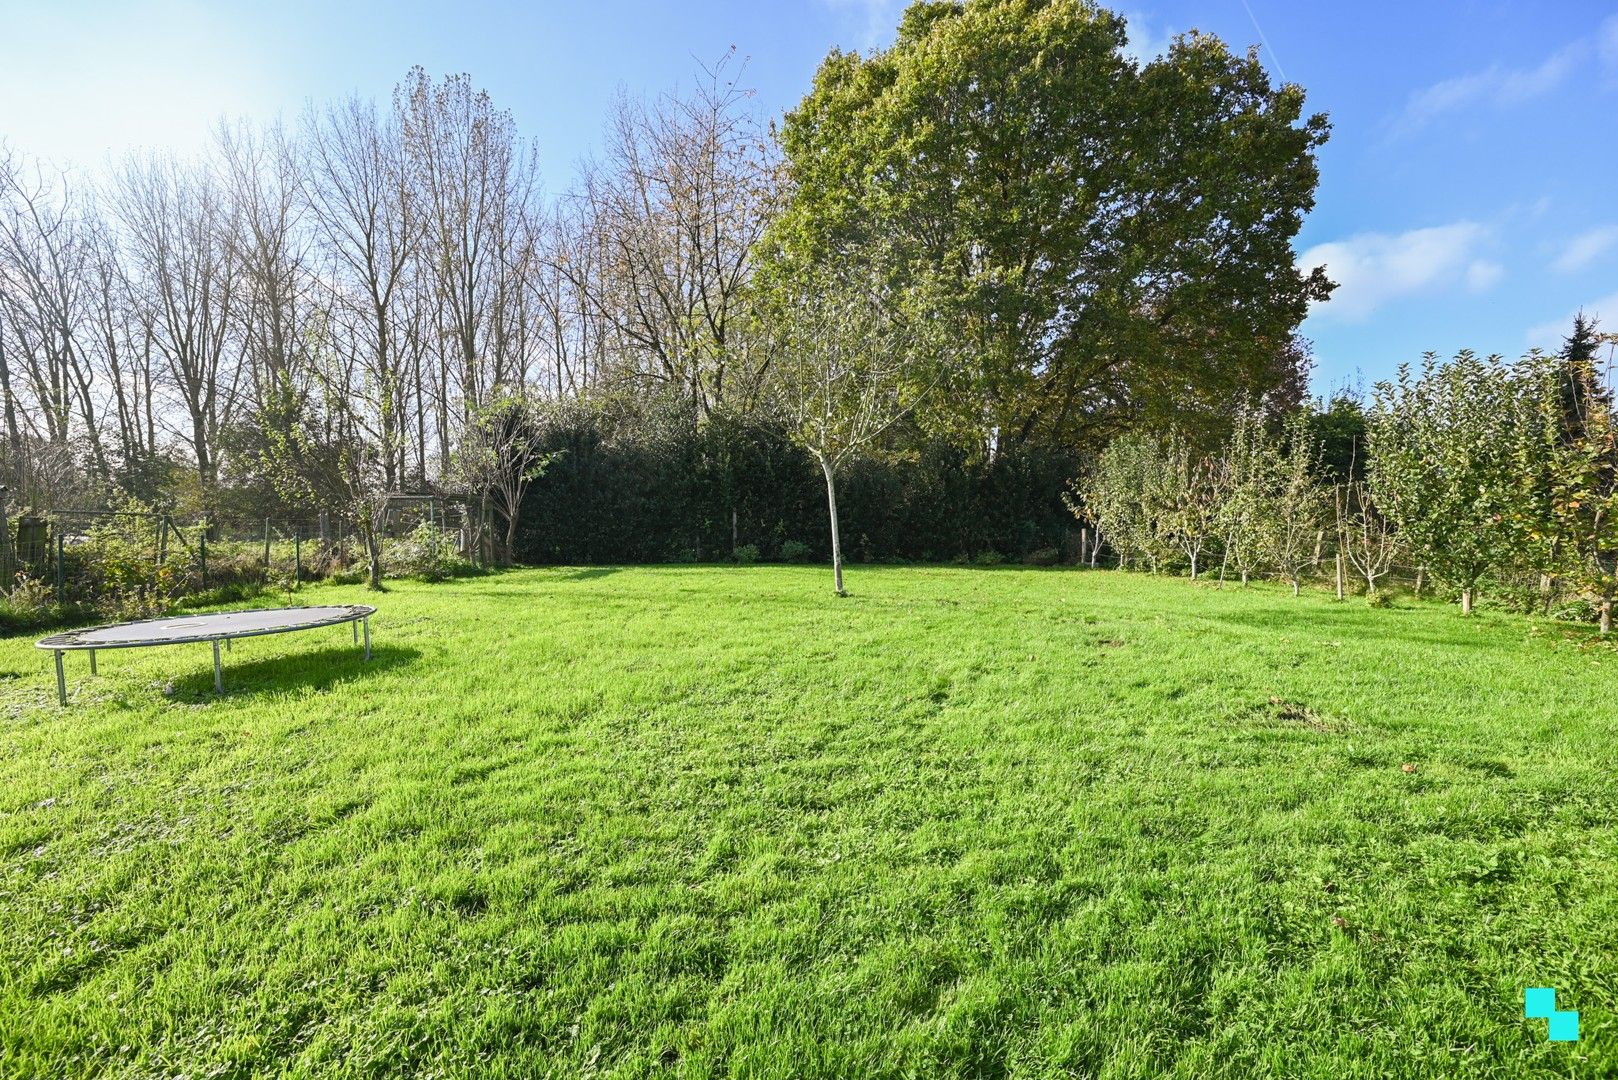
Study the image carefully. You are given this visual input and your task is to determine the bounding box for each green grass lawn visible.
[1,566,1613,1078]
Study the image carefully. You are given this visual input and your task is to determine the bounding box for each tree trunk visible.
[1189,551,1199,580]
[1460,587,1473,616]
[1335,552,1345,600]
[364,525,383,590]
[1601,597,1612,635]
[1414,567,1425,597]
[1292,577,1301,597]
[820,459,845,595]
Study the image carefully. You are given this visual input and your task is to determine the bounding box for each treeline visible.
[0,1,1331,592]
[1075,320,1618,630]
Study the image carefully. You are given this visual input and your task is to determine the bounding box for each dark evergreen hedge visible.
[513,402,1084,565]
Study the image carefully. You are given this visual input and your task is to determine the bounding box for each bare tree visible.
[302,96,418,486]
[396,68,537,432]
[0,158,112,478]
[1335,480,1397,599]
[112,154,241,499]
[574,52,779,424]
[217,120,311,414]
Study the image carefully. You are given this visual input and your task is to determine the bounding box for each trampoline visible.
[37,605,376,705]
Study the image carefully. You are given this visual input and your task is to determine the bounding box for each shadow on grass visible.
[165,643,421,701]
[553,567,626,581]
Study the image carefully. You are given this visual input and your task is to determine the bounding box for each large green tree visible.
[769,0,1332,451]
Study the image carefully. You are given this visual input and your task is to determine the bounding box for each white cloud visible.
[1393,15,1618,134]
[1602,14,1618,73]
[822,0,905,51]
[1554,225,1618,273]
[1299,222,1499,321]
[1466,259,1505,291]
[1526,292,1618,350]
[1396,42,1584,132]
[1121,11,1174,64]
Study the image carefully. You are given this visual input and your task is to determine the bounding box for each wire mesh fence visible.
[0,495,488,629]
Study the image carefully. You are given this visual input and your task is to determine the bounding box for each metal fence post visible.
[0,486,12,588]
[55,533,64,605]
[199,522,208,586]
[294,530,302,586]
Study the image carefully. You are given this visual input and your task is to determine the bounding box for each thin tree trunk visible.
[1461,587,1473,616]
[821,458,844,595]
[1335,552,1345,600]
[1602,597,1612,635]
[364,525,383,590]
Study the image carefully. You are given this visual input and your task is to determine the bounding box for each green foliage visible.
[1308,392,1369,484]
[779,540,811,563]
[1216,405,1279,585]
[733,543,760,565]
[66,498,186,620]
[1370,353,1536,611]
[0,576,69,633]
[382,522,477,582]
[772,0,1331,446]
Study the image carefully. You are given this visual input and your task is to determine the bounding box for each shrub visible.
[779,540,810,563]
[0,576,70,633]
[734,543,760,565]
[1023,547,1061,566]
[382,522,475,582]
[972,551,1005,567]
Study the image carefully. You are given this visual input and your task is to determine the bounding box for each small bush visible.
[779,540,810,563]
[382,522,475,582]
[0,576,73,633]
[1023,547,1061,566]
[734,543,760,565]
[972,551,1005,567]
[1551,598,1597,624]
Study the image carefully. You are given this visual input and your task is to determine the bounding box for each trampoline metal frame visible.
[36,605,376,705]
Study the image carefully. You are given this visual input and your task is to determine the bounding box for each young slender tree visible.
[757,262,933,595]
[1218,404,1277,586]
[1269,410,1326,596]
[1335,479,1397,599]
[1159,433,1220,580]
[453,390,558,564]
[1370,352,1524,614]
[1528,330,1618,631]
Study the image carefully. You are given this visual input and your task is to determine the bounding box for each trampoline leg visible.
[89,649,97,675]
[213,640,223,695]
[352,619,358,644]
[54,651,65,706]
[362,617,371,661]
[225,638,232,653]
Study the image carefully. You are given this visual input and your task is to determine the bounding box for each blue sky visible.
[2,0,1615,392]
